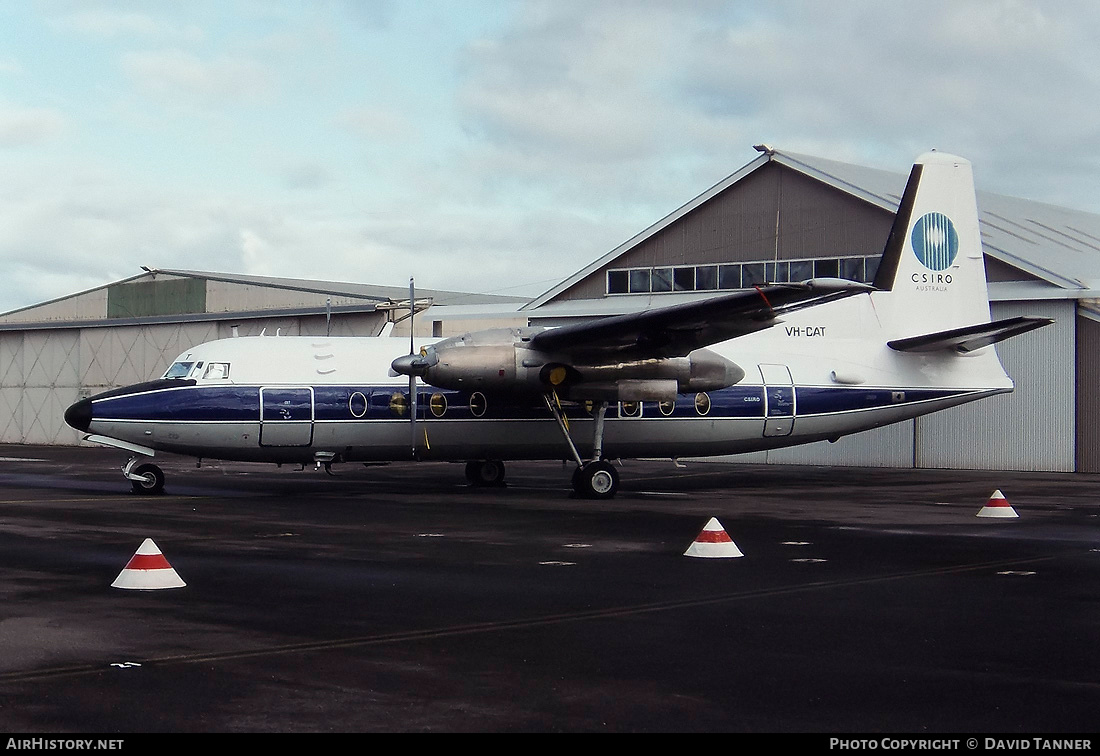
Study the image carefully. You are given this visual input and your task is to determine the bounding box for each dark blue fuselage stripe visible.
[92,384,973,423]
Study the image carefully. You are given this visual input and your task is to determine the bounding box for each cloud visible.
[336,107,417,144]
[58,10,167,38]
[0,106,65,147]
[120,49,275,107]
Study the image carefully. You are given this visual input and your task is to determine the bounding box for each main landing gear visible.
[543,394,619,499]
[465,459,506,487]
[124,457,165,495]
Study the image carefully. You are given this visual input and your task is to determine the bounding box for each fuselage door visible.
[759,364,795,437]
[259,387,314,447]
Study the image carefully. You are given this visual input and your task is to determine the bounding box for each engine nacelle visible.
[391,328,745,397]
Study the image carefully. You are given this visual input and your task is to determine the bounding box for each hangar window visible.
[696,266,717,290]
[789,260,813,281]
[673,267,694,291]
[742,263,766,286]
[840,257,865,281]
[652,268,673,292]
[814,259,839,278]
[718,265,740,289]
[628,269,651,293]
[606,255,880,296]
[765,261,789,283]
[607,270,629,294]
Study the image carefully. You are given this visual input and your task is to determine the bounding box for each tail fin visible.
[872,152,993,334]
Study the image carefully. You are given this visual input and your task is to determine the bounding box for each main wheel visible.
[130,463,165,495]
[465,459,506,487]
[572,460,618,499]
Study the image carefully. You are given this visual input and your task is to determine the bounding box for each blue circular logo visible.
[911,212,959,271]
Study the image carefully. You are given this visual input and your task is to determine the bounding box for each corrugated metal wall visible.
[0,311,392,446]
[766,421,914,467]
[916,300,1075,471]
[1075,308,1100,472]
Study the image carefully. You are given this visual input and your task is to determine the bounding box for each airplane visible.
[64,151,1052,498]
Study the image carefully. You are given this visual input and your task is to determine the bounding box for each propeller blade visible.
[409,277,417,458]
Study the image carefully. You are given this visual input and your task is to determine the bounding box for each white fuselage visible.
[76,290,1013,465]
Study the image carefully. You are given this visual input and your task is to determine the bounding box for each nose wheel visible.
[124,458,165,495]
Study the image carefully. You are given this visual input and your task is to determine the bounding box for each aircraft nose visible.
[64,397,93,432]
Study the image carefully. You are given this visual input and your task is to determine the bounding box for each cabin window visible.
[164,361,195,379]
[389,392,408,417]
[203,362,230,380]
[695,392,711,415]
[429,393,448,418]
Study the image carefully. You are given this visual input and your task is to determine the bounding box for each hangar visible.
[525,146,1100,473]
[0,269,524,446]
[4,146,1099,473]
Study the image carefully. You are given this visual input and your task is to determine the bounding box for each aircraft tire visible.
[130,463,165,495]
[573,460,618,499]
[465,460,506,487]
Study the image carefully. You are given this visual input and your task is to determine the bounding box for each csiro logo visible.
[910,212,959,271]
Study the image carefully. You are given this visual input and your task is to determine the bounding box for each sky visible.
[2,0,1100,313]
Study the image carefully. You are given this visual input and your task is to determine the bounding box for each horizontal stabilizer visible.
[887,316,1053,354]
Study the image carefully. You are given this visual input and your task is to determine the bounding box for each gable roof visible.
[525,147,1100,309]
[0,267,528,324]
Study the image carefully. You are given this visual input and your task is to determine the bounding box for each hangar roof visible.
[525,147,1100,310]
[141,269,529,306]
[0,267,527,329]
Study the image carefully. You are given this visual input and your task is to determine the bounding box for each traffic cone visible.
[684,517,744,558]
[111,538,186,590]
[977,490,1019,519]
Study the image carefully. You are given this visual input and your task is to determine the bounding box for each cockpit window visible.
[203,362,230,380]
[164,361,195,379]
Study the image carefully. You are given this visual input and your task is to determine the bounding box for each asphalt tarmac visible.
[0,444,1097,735]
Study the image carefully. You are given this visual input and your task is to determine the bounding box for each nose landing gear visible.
[124,457,165,495]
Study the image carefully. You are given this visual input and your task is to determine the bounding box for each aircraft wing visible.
[529,278,872,359]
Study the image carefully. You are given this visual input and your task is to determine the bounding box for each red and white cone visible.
[684,517,744,558]
[111,538,186,590]
[977,490,1019,519]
